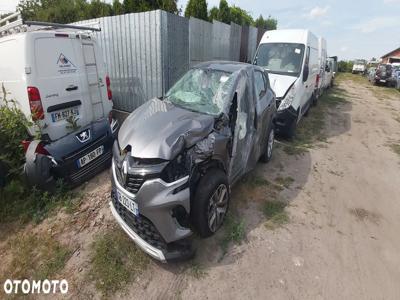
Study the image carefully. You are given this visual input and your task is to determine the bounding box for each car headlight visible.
[160,153,189,183]
[278,86,295,111]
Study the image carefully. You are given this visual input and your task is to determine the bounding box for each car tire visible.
[191,169,229,238]
[260,124,275,163]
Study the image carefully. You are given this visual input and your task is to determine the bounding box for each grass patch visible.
[221,215,245,253]
[186,262,207,279]
[239,174,271,188]
[282,86,349,155]
[1,232,71,281]
[274,176,294,189]
[0,179,79,224]
[263,201,289,229]
[88,227,149,296]
[388,142,400,158]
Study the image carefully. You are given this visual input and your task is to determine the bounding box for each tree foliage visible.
[184,0,208,21]
[217,0,230,24]
[254,14,277,30]
[208,0,277,29]
[338,60,354,73]
[17,0,178,23]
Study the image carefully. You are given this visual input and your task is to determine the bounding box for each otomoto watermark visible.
[3,279,68,295]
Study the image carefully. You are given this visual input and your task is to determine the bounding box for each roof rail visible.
[23,20,101,32]
[0,13,101,36]
[0,12,23,35]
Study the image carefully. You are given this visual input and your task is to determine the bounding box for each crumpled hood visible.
[118,98,215,160]
[268,73,297,98]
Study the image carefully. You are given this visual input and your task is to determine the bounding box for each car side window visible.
[254,71,267,100]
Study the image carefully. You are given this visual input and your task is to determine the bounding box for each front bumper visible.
[110,160,194,262]
[46,118,116,185]
[275,106,298,134]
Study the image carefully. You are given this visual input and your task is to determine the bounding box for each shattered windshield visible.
[254,43,305,77]
[165,68,236,115]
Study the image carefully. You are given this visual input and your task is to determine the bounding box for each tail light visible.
[108,111,113,124]
[106,75,112,100]
[27,87,44,121]
[316,74,320,87]
[21,140,49,155]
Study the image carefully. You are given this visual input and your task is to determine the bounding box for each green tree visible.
[112,0,124,15]
[229,5,253,25]
[254,14,277,30]
[86,0,112,19]
[217,0,230,24]
[209,6,218,21]
[184,0,208,21]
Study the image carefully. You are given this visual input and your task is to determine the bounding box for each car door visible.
[253,70,274,157]
[228,73,256,184]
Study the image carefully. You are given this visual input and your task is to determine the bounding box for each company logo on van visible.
[57,53,77,74]
[76,129,91,143]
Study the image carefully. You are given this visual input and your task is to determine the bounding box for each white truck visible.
[254,29,319,137]
[317,37,327,98]
[352,59,367,74]
[0,13,118,189]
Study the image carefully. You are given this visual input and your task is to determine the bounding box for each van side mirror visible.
[303,65,309,82]
[325,65,330,72]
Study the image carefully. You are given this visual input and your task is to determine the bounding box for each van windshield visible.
[254,43,305,77]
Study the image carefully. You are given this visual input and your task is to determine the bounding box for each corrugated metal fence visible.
[76,10,264,112]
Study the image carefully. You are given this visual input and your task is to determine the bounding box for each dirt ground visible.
[1,75,400,300]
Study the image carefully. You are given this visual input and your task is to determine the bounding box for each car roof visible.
[193,61,261,73]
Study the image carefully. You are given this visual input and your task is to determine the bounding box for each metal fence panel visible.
[212,20,230,61]
[75,11,163,112]
[163,12,189,92]
[189,17,213,67]
[248,26,258,63]
[229,22,241,61]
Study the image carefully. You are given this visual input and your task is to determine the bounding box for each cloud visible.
[306,6,330,18]
[340,46,348,52]
[383,0,400,3]
[353,16,400,33]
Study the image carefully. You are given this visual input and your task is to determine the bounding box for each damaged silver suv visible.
[110,62,277,262]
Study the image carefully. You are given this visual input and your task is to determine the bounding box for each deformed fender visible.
[24,140,55,190]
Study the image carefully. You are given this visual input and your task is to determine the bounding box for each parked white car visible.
[0,14,118,189]
[254,29,319,137]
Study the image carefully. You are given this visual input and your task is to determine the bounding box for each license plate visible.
[51,107,79,122]
[117,189,139,216]
[380,80,386,83]
[77,145,104,168]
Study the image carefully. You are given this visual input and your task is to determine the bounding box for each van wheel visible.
[260,125,274,163]
[191,169,229,238]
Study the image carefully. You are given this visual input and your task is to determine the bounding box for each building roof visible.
[381,47,400,58]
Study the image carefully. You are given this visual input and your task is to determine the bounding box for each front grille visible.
[63,134,108,160]
[69,150,111,183]
[126,174,145,194]
[112,196,167,251]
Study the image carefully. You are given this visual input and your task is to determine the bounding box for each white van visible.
[317,37,327,97]
[254,29,319,137]
[0,14,118,188]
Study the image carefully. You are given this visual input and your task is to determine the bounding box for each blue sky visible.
[1,0,399,60]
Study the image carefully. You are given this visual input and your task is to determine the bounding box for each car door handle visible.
[66,85,78,91]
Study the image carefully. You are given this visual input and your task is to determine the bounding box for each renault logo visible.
[76,129,91,143]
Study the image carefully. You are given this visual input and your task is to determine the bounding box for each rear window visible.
[35,38,79,78]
